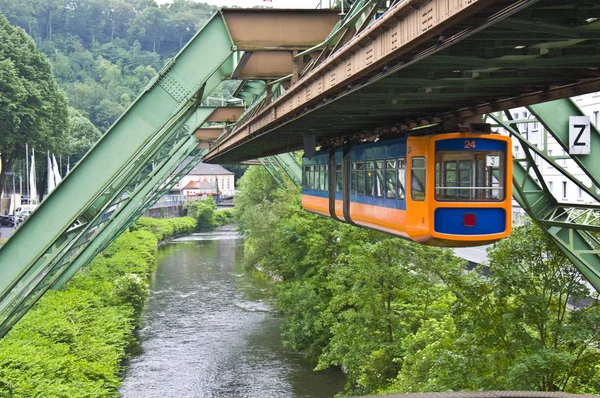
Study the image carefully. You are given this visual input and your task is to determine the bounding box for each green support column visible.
[49,111,214,291]
[488,106,600,292]
[51,145,208,292]
[271,153,302,185]
[0,12,235,336]
[259,158,284,187]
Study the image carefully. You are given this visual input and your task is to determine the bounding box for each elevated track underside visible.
[205,0,600,163]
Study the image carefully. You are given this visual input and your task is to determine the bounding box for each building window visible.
[578,187,583,199]
[594,111,599,127]
[562,181,567,199]
[548,181,553,193]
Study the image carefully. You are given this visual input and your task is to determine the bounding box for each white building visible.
[171,162,236,197]
[500,92,599,212]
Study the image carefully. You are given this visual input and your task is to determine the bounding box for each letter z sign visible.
[569,116,591,155]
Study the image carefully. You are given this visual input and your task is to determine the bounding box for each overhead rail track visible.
[204,0,600,163]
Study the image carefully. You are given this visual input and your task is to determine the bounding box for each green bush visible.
[0,217,192,396]
[130,216,197,241]
[214,209,234,227]
[184,197,217,231]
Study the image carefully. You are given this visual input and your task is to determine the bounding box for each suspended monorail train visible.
[301,132,512,246]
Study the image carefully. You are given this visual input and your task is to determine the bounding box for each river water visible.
[120,228,345,397]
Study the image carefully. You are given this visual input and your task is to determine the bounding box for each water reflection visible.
[120,229,345,398]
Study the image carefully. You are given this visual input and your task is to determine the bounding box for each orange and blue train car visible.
[301,132,512,247]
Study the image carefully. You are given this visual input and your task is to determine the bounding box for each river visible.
[120,227,346,397]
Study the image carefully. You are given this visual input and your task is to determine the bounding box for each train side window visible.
[322,164,328,191]
[308,165,314,190]
[366,161,374,197]
[357,161,365,195]
[375,160,384,198]
[303,166,309,189]
[411,157,426,201]
[319,164,326,191]
[385,159,396,198]
[335,164,343,193]
[351,162,357,195]
[397,158,406,199]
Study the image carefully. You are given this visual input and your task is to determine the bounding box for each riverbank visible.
[120,226,346,397]
[0,217,197,396]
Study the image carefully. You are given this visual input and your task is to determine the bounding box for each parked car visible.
[0,215,15,227]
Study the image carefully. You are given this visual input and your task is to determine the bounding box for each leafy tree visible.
[64,107,101,167]
[184,196,218,232]
[387,223,600,393]
[0,12,68,196]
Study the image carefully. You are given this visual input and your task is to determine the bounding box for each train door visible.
[405,137,431,242]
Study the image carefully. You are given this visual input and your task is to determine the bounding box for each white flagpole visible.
[46,151,55,197]
[52,154,62,185]
[30,149,38,204]
[25,144,30,202]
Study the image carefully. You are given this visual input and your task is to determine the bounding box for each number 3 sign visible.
[569,116,591,155]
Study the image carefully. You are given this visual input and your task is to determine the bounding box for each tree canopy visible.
[0,0,216,133]
[0,12,68,196]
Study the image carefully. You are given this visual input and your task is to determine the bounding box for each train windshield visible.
[435,150,505,201]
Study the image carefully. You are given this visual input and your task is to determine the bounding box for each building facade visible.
[171,162,236,197]
[497,91,600,222]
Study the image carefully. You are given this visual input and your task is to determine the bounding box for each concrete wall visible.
[142,205,186,219]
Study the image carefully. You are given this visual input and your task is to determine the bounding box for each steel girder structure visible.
[0,13,236,337]
[258,153,302,187]
[487,98,600,291]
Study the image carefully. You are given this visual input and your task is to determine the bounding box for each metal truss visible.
[487,98,600,291]
[0,13,236,337]
[259,153,302,187]
[259,157,284,187]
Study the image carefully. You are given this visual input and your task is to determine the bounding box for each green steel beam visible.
[0,12,235,337]
[50,112,214,291]
[271,153,302,186]
[259,158,284,187]
[488,108,600,292]
[528,99,600,195]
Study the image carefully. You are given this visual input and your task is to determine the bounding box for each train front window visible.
[435,151,505,201]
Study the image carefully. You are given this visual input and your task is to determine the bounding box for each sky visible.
[155,0,324,8]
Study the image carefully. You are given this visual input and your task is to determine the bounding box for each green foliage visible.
[65,107,101,164]
[213,209,234,227]
[130,216,196,241]
[0,12,68,195]
[184,197,217,232]
[236,169,600,395]
[0,217,191,396]
[0,0,220,133]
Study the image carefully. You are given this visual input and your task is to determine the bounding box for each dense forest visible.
[235,166,600,396]
[0,0,216,132]
[0,0,221,195]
